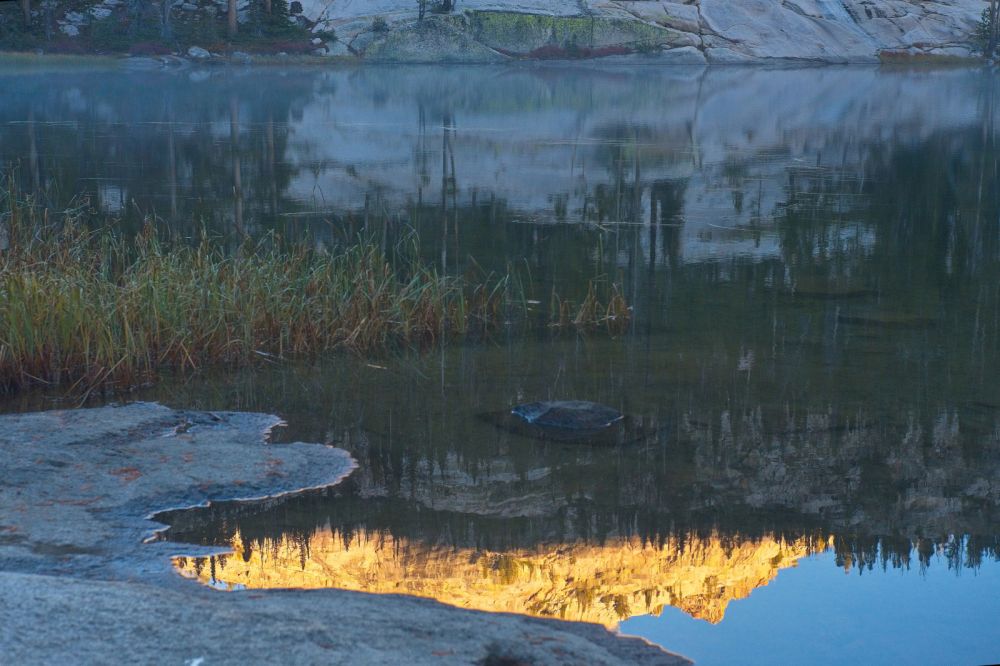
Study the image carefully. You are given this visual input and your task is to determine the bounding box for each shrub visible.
[173,13,222,49]
[431,0,455,14]
[46,38,90,55]
[312,28,336,42]
[129,41,174,56]
[976,5,1000,57]
[526,44,632,59]
[238,39,313,54]
[243,0,305,40]
[88,17,132,52]
[0,9,44,51]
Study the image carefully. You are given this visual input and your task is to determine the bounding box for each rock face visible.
[365,15,508,62]
[303,0,984,63]
[5,0,983,62]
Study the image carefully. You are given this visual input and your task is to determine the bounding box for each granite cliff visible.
[308,0,984,63]
[0,0,988,63]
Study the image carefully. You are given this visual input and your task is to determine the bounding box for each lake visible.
[2,62,999,665]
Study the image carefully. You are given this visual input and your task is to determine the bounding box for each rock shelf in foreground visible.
[0,403,686,665]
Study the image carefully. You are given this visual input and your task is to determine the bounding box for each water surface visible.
[3,63,1000,665]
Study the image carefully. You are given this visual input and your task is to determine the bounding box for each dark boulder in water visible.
[480,400,649,445]
[512,401,624,430]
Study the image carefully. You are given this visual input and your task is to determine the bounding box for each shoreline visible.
[0,49,985,69]
[0,402,687,665]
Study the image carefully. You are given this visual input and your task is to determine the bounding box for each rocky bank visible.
[0,403,687,665]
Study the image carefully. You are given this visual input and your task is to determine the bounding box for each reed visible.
[549,280,631,335]
[0,189,630,394]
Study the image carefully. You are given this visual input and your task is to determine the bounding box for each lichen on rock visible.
[466,10,696,55]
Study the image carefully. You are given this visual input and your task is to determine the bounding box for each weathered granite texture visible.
[6,0,984,63]
[0,572,687,665]
[0,402,357,581]
[303,0,984,63]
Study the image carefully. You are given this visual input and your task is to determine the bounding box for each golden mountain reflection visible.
[174,530,830,625]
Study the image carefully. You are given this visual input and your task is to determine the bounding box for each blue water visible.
[622,550,1000,665]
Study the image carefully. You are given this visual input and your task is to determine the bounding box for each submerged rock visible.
[482,400,649,445]
[513,400,624,430]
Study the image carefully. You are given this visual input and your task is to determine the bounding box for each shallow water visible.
[3,63,1000,664]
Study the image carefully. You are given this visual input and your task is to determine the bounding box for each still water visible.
[3,63,1000,664]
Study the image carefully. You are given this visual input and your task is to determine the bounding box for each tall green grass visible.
[0,190,630,394]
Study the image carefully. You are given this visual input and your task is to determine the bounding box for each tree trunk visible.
[990,0,1000,57]
[161,0,172,39]
[21,0,31,26]
[228,0,237,37]
[264,0,271,15]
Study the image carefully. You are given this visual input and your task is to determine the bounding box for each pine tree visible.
[978,0,1000,57]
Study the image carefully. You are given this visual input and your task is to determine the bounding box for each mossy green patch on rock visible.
[466,10,695,54]
[364,17,507,63]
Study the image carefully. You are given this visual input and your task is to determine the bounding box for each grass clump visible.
[0,191,630,395]
[0,213,508,394]
[0,223,502,392]
[549,281,630,334]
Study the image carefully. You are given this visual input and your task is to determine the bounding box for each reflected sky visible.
[623,549,1000,665]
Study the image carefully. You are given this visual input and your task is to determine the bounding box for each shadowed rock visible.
[481,400,651,445]
[514,400,623,430]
